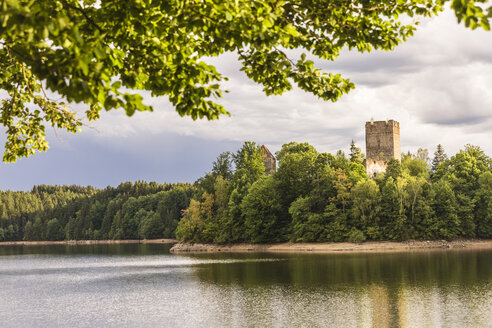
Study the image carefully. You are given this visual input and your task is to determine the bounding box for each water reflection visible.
[0,243,174,256]
[190,250,492,287]
[0,245,490,327]
[188,250,492,327]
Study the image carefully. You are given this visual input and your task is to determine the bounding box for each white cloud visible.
[5,7,492,190]
[81,9,492,160]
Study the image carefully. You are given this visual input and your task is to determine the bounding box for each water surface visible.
[0,244,491,327]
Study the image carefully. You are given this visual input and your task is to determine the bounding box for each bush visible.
[348,228,366,243]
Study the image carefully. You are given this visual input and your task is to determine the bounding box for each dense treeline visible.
[176,142,492,243]
[0,181,193,241]
[1,142,490,243]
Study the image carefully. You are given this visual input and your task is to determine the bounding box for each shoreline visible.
[0,239,177,246]
[170,239,492,254]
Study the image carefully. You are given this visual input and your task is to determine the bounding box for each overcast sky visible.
[1,9,491,190]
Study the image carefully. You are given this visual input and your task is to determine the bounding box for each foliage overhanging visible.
[1,0,491,161]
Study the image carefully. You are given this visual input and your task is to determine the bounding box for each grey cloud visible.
[423,113,490,126]
[3,8,492,191]
[0,130,241,191]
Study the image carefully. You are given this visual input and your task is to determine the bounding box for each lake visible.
[0,244,491,327]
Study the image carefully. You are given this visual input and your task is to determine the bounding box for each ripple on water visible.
[0,246,491,328]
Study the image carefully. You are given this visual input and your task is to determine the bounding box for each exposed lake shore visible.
[0,239,177,246]
[2,239,491,253]
[170,239,492,254]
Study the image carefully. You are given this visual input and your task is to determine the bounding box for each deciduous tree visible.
[4,0,490,161]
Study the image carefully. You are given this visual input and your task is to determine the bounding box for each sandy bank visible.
[0,239,177,246]
[170,239,492,254]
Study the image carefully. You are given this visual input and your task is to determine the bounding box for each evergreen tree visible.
[65,218,76,240]
[0,182,191,242]
[0,142,490,244]
[32,218,44,241]
[23,221,33,241]
[349,140,364,164]
[46,218,65,241]
[432,144,448,174]
[101,198,122,239]
[5,224,15,241]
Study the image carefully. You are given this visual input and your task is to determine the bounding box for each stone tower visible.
[364,120,400,177]
[260,145,276,175]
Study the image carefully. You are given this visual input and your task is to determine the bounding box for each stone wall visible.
[365,120,401,161]
[260,145,276,176]
[365,120,401,177]
[364,159,387,178]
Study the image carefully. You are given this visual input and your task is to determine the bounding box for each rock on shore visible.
[170,240,492,254]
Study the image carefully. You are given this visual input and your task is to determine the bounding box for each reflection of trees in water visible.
[192,251,491,287]
[189,250,492,327]
[0,243,174,256]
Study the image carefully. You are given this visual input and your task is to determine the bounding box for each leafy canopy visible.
[1,0,491,161]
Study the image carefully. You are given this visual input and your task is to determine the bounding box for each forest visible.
[176,142,491,243]
[0,182,193,241]
[0,142,490,243]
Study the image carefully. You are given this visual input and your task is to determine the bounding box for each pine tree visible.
[23,221,34,241]
[349,140,364,164]
[46,218,65,241]
[32,218,44,241]
[432,144,447,174]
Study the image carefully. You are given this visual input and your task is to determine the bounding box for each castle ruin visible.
[364,120,401,177]
[260,145,276,175]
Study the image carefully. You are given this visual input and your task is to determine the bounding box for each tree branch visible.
[60,0,104,34]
